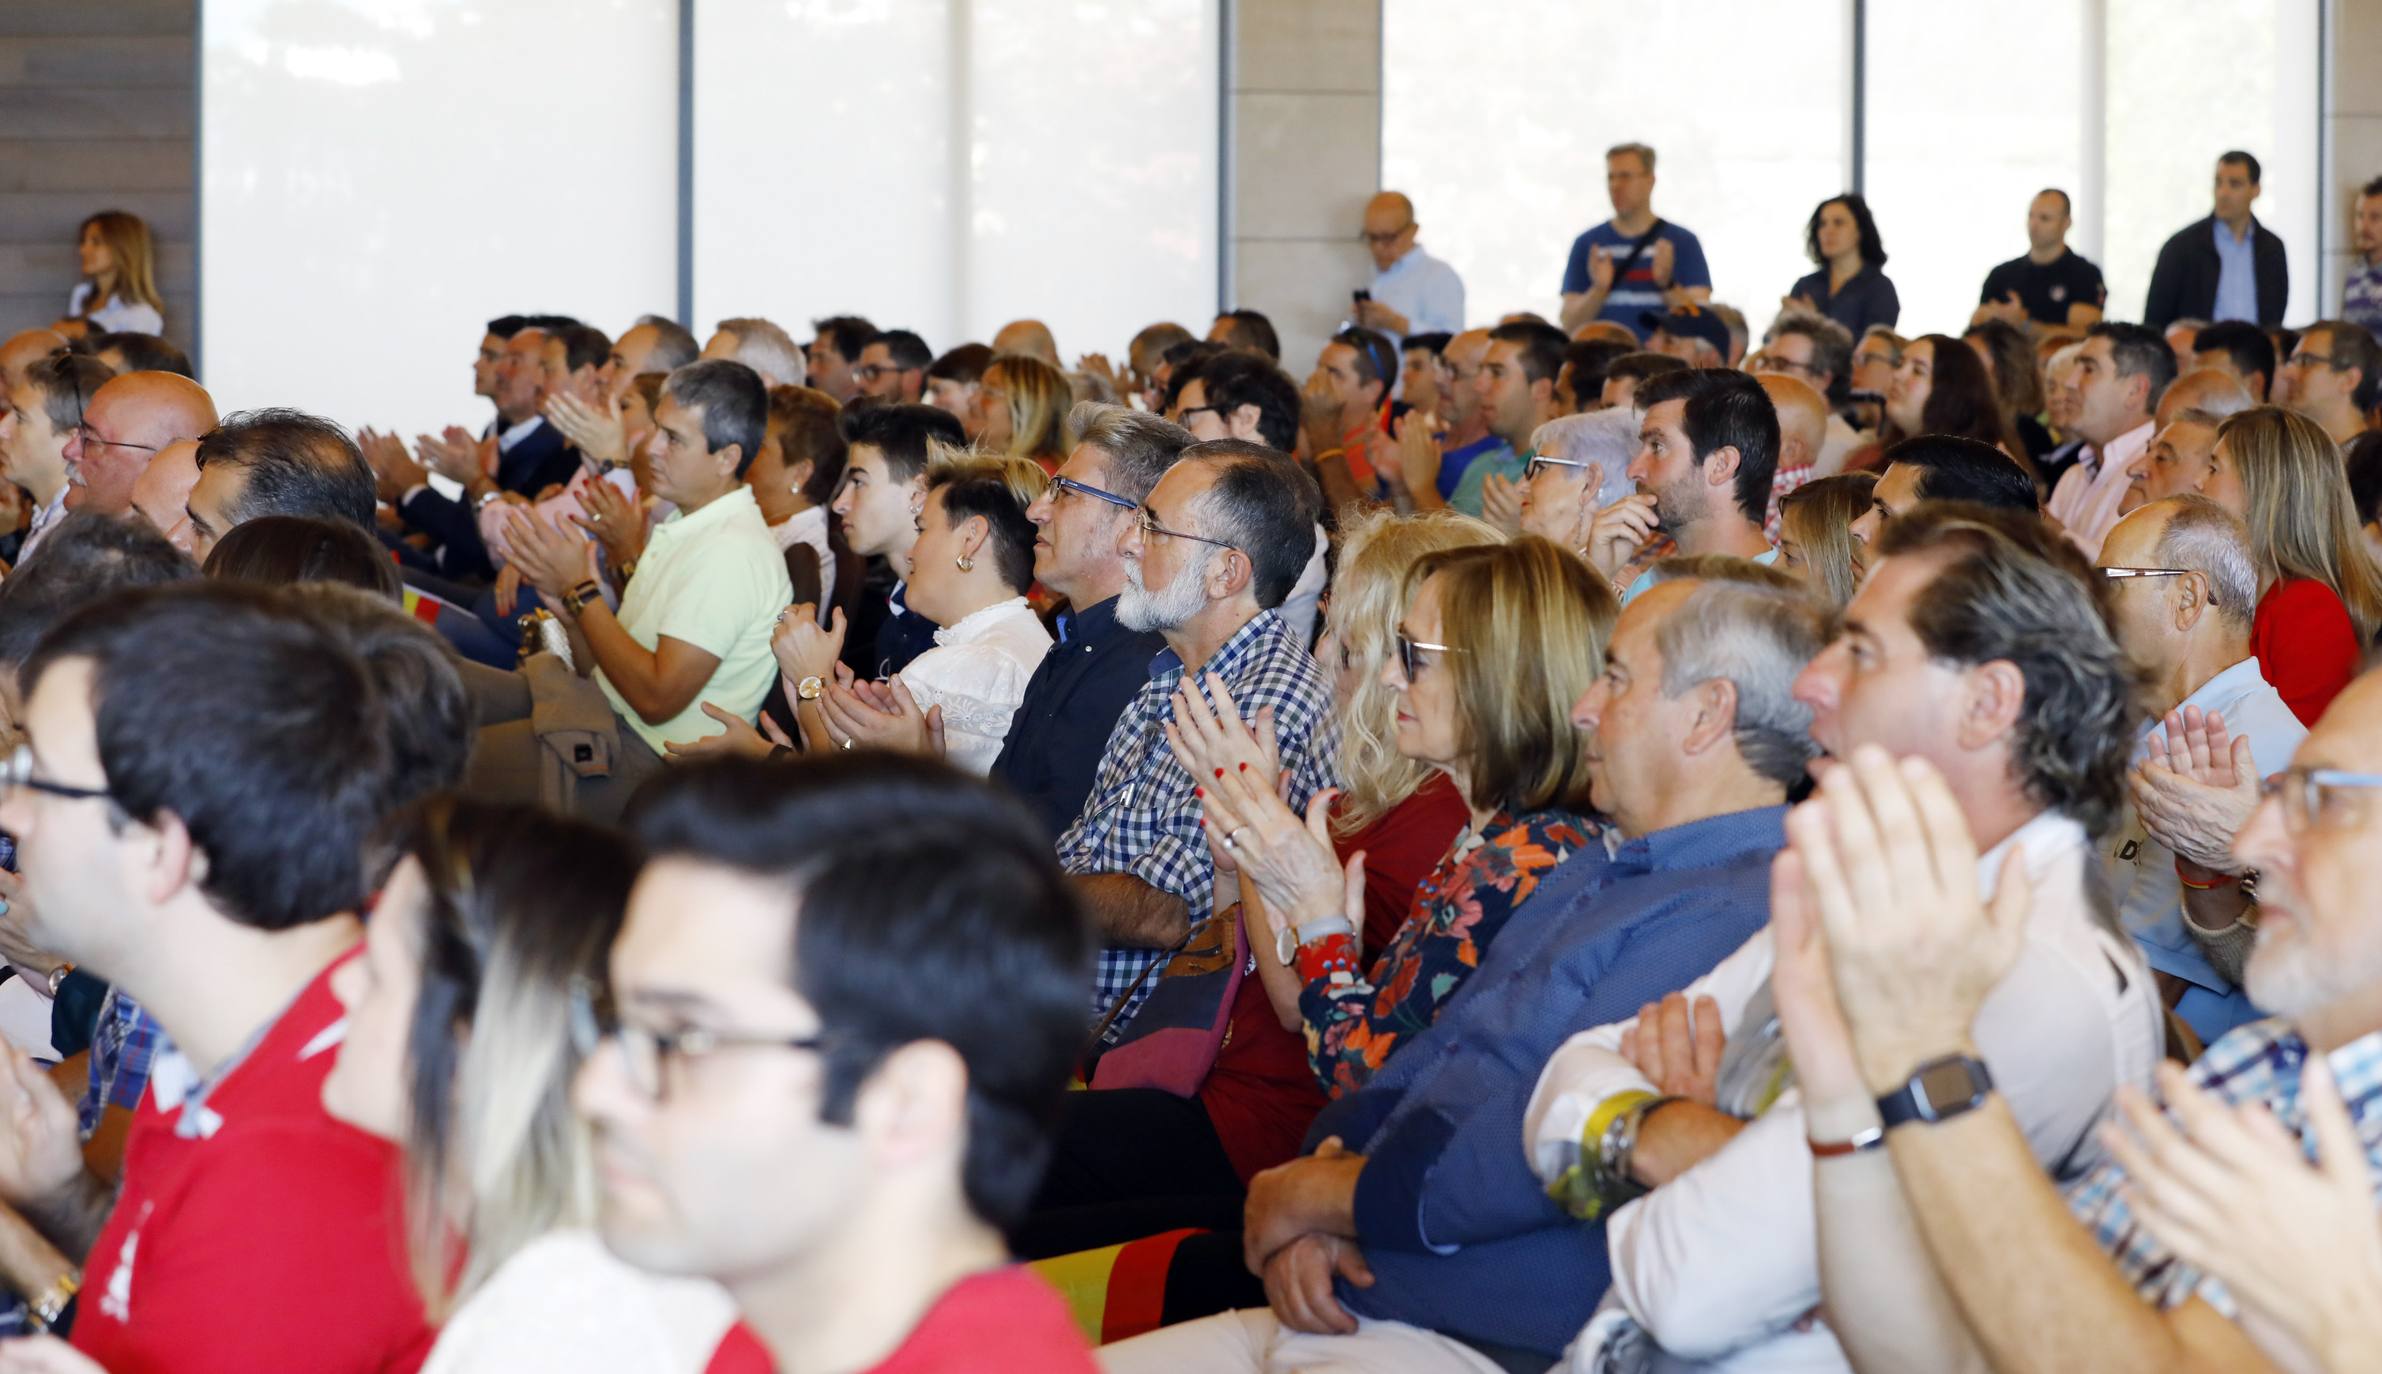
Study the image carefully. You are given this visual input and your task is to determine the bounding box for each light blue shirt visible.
[1621,546,1778,604]
[1369,244,1466,342]
[2107,656,2305,1043]
[2211,218,2259,324]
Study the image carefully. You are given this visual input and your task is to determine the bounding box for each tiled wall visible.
[0,1,195,353]
[1226,0,1382,376]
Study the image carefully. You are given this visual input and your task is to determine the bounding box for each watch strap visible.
[1876,1053,1996,1130]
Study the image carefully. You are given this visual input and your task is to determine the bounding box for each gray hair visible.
[633,315,701,372]
[713,316,806,387]
[1646,563,1829,787]
[1607,141,1656,173]
[2152,494,2260,633]
[1066,401,1193,503]
[1707,302,1748,360]
[2174,397,2254,426]
[1530,410,1637,509]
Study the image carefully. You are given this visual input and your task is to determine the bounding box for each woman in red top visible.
[1011,511,1500,1261]
[2198,406,2382,724]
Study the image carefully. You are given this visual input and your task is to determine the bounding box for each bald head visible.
[1572,320,1640,347]
[992,319,1059,368]
[0,329,66,392]
[64,372,218,516]
[2155,367,2254,430]
[1758,373,1829,470]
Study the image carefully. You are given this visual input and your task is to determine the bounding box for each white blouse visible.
[769,505,836,622]
[67,281,163,336]
[897,596,1053,775]
[422,1229,735,1374]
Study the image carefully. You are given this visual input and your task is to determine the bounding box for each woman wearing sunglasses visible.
[1180,533,1617,1099]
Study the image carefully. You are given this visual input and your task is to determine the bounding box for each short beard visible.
[1117,556,1208,633]
[2245,919,2382,1020]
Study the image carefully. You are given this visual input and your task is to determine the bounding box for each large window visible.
[692,0,1220,371]
[202,0,680,438]
[1387,0,2323,343]
[203,0,1218,437]
[1383,0,1850,333]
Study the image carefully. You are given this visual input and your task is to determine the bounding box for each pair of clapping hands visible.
[1164,672,1353,946]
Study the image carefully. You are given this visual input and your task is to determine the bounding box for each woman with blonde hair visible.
[67,210,165,335]
[2200,405,2382,724]
[319,797,733,1372]
[974,354,1071,472]
[1776,471,1878,608]
[1181,532,1618,1096]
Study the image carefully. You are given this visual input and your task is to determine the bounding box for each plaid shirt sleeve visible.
[2064,1018,2382,1319]
[79,989,163,1137]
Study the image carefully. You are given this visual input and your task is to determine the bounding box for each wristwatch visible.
[796,674,826,702]
[560,581,604,617]
[1876,1053,1996,1130]
[1274,914,1354,967]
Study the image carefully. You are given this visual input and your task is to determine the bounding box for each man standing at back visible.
[1353,192,1465,345]
[0,583,434,1373]
[2145,151,2289,330]
[1976,188,2106,329]
[1560,144,1712,340]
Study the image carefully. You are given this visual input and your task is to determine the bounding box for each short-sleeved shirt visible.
[2105,658,2305,1043]
[1369,245,1467,342]
[1789,264,1901,335]
[1561,221,1711,340]
[597,483,793,754]
[74,957,436,1374]
[703,1268,1096,1373]
[2345,257,2382,333]
[1447,440,1525,519]
[1979,248,2106,325]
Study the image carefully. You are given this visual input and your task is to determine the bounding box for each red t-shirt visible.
[73,956,434,1374]
[2254,577,2360,727]
[704,1268,1095,1374]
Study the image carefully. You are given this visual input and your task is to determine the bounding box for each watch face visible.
[1915,1058,1987,1115]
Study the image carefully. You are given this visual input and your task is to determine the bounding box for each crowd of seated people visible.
[0,139,2378,1374]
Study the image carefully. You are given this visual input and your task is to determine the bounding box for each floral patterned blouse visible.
[1299,806,1597,1098]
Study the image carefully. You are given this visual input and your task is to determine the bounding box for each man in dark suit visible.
[2144,150,2289,330]
[387,324,584,582]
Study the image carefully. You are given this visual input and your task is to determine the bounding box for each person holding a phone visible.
[1354,192,1465,347]
[1559,143,1711,340]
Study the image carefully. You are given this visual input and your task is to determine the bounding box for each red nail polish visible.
[1214,768,1224,779]
[1194,787,1204,798]
[1238,763,1248,772]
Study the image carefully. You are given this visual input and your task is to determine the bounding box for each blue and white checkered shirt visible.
[2064,1017,2382,1318]
[1056,609,1337,1034]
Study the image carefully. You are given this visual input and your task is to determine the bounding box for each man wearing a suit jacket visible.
[2143,151,2288,330]
[394,325,581,581]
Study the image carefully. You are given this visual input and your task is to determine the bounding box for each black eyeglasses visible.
[1051,474,1135,511]
[1136,508,1237,552]
[1175,404,1224,427]
[0,742,111,804]
[1395,630,1463,682]
[74,423,158,457]
[1357,226,1413,247]
[568,976,835,1102]
[2286,352,2343,370]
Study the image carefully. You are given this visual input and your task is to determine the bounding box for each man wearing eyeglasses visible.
[1056,441,1335,1038]
[57,369,217,520]
[1354,192,1464,346]
[0,350,109,566]
[2273,319,2378,447]
[576,754,1100,1373]
[0,583,435,1371]
[852,329,931,405]
[991,404,1188,842]
[2097,496,2305,1043]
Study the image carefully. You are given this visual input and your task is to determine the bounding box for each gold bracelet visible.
[27,1269,77,1330]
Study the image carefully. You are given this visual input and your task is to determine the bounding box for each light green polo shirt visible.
[1448,442,1528,519]
[597,483,792,754]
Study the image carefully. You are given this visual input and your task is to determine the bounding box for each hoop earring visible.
[955,554,974,573]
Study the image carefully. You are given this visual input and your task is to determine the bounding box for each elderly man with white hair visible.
[700,316,807,387]
[1518,409,1636,556]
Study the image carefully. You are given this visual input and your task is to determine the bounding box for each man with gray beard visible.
[1053,439,1337,1037]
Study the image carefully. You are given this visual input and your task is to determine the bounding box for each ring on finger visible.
[1227,826,1250,848]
